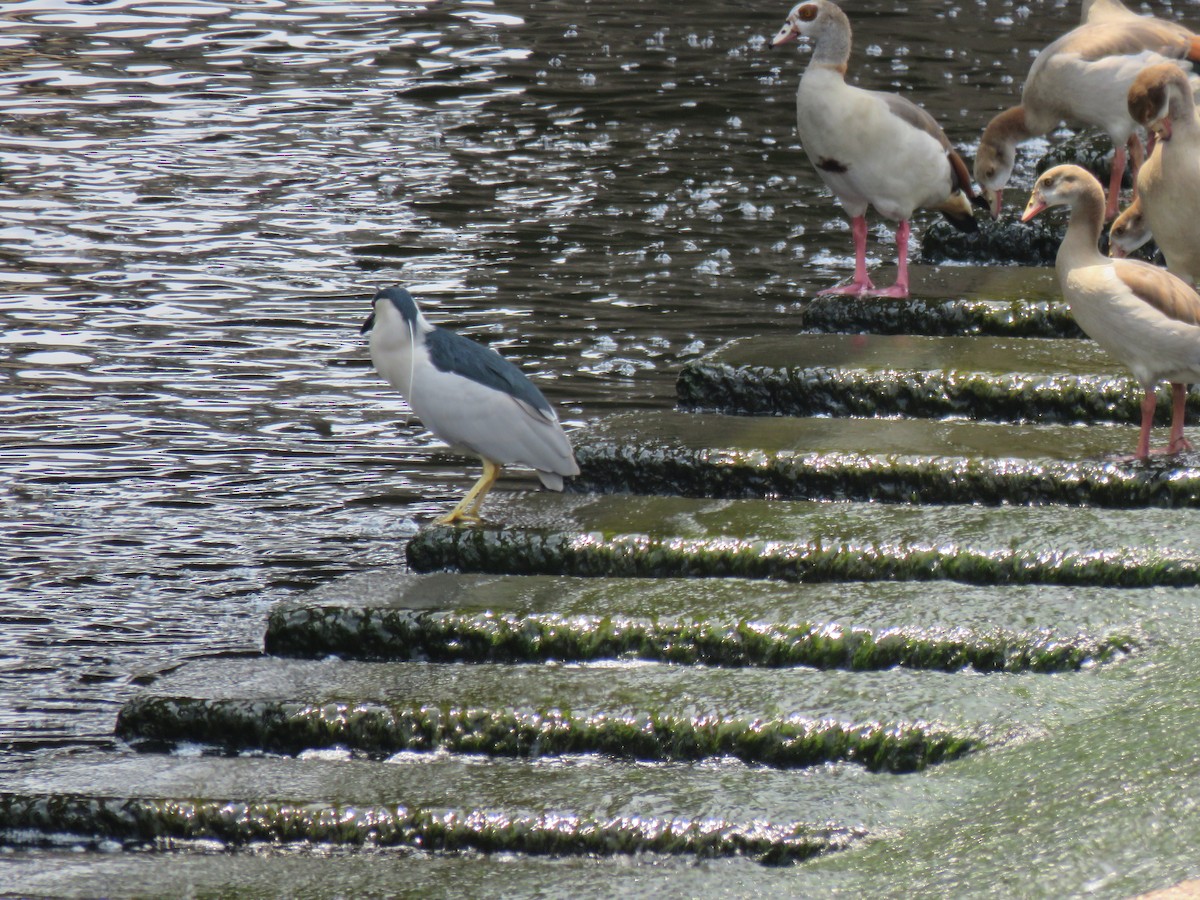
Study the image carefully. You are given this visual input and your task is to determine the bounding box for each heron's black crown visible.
[369,286,420,330]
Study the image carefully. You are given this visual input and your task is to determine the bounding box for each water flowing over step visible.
[406,494,1200,587]
[677,333,1200,422]
[572,411,1200,506]
[113,658,983,772]
[0,752,862,864]
[265,574,1134,672]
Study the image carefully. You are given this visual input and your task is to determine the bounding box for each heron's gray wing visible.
[425,327,555,418]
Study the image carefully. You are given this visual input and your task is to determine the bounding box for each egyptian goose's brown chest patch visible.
[817,156,848,173]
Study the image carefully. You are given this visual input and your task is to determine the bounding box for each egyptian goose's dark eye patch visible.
[798,4,819,21]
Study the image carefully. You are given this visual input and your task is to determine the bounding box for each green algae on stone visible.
[406,526,1200,588]
[265,604,1134,673]
[799,296,1083,339]
[675,359,1188,423]
[570,443,1200,508]
[0,792,864,863]
[115,697,978,773]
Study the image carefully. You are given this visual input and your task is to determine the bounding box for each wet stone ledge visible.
[115,697,978,774]
[406,526,1200,589]
[799,295,1082,339]
[0,793,863,864]
[921,214,1063,267]
[920,134,1149,266]
[674,334,1175,422]
[573,441,1200,508]
[265,604,1134,674]
[677,362,1182,423]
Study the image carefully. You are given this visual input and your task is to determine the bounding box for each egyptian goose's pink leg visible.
[1127,134,1145,191]
[818,215,876,295]
[870,219,912,298]
[1135,387,1157,460]
[1168,382,1193,453]
[1105,144,1127,221]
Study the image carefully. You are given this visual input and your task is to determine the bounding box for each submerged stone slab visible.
[405,493,1200,588]
[572,412,1200,506]
[676,333,1198,423]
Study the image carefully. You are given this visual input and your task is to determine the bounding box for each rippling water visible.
[0,0,1178,755]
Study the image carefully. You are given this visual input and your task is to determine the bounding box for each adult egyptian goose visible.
[1108,195,1152,258]
[974,19,1200,221]
[772,0,978,297]
[1126,62,1200,283]
[1022,164,1200,458]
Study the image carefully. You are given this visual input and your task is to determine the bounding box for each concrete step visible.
[405,493,1200,587]
[676,333,1196,423]
[264,571,1134,672]
[573,411,1200,506]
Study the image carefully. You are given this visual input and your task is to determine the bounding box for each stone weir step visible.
[571,411,1200,506]
[264,572,1135,673]
[405,493,1200,587]
[677,333,1199,423]
[114,657,986,773]
[798,267,1080,338]
[0,751,862,864]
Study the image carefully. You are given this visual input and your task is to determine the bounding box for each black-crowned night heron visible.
[361,286,580,524]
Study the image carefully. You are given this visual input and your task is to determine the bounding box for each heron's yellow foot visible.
[434,509,483,526]
[435,459,501,525]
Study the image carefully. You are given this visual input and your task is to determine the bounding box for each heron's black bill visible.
[360,312,376,334]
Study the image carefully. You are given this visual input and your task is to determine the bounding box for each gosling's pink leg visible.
[870,219,912,298]
[818,215,876,295]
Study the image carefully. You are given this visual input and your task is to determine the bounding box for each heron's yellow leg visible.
[434,459,501,525]
[465,459,502,517]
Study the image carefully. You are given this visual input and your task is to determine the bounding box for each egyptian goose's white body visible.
[773,0,977,297]
[1023,164,1200,458]
[793,69,965,222]
[1081,0,1142,25]
[1127,63,1200,283]
[975,19,1200,220]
